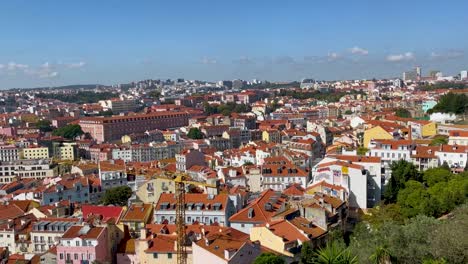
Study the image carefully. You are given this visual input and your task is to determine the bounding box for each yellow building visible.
[262,129,281,143]
[363,126,393,148]
[136,177,175,203]
[421,121,437,137]
[58,142,77,160]
[22,147,49,160]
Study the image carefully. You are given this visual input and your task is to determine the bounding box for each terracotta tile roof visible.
[229,189,287,223]
[81,205,125,223]
[411,146,438,158]
[282,184,305,196]
[121,204,153,222]
[317,160,363,170]
[261,163,308,177]
[261,219,309,243]
[61,225,105,240]
[289,217,327,239]
[438,144,468,153]
[194,232,260,260]
[0,204,26,221]
[449,130,468,137]
[331,155,381,163]
[145,235,176,253]
[305,180,346,192]
[155,193,229,212]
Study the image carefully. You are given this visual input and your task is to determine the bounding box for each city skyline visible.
[1,0,468,88]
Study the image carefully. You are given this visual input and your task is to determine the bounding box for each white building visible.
[154,193,236,227]
[435,145,467,170]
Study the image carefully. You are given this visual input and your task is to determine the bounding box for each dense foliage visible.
[253,253,285,264]
[52,124,84,139]
[36,119,53,132]
[36,91,117,104]
[395,108,411,118]
[349,204,468,264]
[418,82,467,91]
[383,161,468,218]
[428,92,467,114]
[101,186,132,206]
[203,102,252,116]
[187,127,204,139]
[429,135,448,146]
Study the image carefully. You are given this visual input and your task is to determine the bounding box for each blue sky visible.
[0,0,467,88]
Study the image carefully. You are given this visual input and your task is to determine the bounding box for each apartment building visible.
[0,144,19,161]
[22,147,49,160]
[31,218,80,254]
[154,193,235,226]
[79,111,192,143]
[57,225,110,264]
[0,159,57,184]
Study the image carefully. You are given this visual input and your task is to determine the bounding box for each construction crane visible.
[162,171,218,264]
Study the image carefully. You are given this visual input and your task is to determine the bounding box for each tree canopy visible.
[203,102,252,116]
[429,92,467,114]
[384,160,420,203]
[101,186,132,206]
[395,108,411,118]
[429,135,448,146]
[52,124,84,139]
[36,119,53,132]
[349,204,468,264]
[253,253,285,264]
[187,127,204,139]
[36,91,117,104]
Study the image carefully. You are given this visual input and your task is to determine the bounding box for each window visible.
[168,253,173,259]
[76,241,79,246]
[153,253,158,258]
[59,254,63,260]
[74,254,78,260]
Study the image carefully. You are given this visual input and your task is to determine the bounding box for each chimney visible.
[140,228,147,238]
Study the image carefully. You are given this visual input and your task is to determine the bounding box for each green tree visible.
[384,160,420,203]
[397,180,430,217]
[357,147,369,156]
[315,242,357,264]
[300,242,315,264]
[369,245,392,264]
[422,167,452,187]
[429,92,467,114]
[148,90,161,99]
[429,136,448,146]
[253,253,285,264]
[187,127,203,139]
[52,124,84,139]
[101,186,132,206]
[395,108,411,118]
[36,119,53,132]
[345,110,353,115]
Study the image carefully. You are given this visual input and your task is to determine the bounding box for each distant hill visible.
[8,84,104,91]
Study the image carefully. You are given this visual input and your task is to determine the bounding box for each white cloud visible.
[7,62,29,71]
[201,57,217,64]
[430,50,464,60]
[349,46,369,55]
[66,61,86,68]
[327,52,340,61]
[234,56,255,65]
[386,52,415,62]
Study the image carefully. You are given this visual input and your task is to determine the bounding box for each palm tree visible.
[369,245,392,264]
[314,242,358,264]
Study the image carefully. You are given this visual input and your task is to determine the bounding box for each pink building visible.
[57,225,109,264]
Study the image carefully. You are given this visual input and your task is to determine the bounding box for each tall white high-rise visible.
[461,70,467,80]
